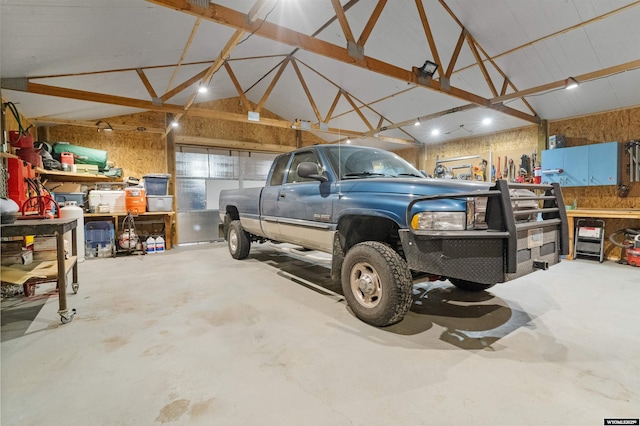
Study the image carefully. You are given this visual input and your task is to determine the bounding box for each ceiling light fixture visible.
[418,60,439,78]
[346,138,351,144]
[96,120,113,132]
[414,119,420,126]
[171,121,179,128]
[198,86,208,94]
[482,118,492,125]
[431,129,440,136]
[565,77,579,90]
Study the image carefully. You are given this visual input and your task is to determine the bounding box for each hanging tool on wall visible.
[496,156,501,179]
[626,139,639,182]
[503,157,508,178]
[508,159,515,182]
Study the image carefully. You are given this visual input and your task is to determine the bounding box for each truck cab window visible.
[269,154,291,186]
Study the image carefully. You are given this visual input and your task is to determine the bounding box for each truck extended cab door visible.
[275,150,336,252]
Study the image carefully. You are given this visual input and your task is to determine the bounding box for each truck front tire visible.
[228,220,251,260]
[341,241,413,327]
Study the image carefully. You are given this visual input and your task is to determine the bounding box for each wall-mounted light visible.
[565,77,579,90]
[96,120,113,132]
[418,60,439,78]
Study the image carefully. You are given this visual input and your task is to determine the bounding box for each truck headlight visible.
[411,211,466,230]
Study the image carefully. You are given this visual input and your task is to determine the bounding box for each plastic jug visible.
[146,236,156,254]
[155,236,165,253]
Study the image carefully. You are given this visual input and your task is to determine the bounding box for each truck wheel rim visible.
[229,229,238,253]
[350,262,381,308]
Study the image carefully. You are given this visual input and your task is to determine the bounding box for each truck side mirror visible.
[297,162,328,182]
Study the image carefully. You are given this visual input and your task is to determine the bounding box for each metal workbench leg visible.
[56,231,75,324]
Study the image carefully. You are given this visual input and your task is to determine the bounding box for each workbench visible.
[0,218,78,323]
[565,208,640,260]
[84,211,175,249]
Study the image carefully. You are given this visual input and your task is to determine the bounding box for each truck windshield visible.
[325,146,425,180]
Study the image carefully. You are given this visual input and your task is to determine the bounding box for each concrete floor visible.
[1,242,639,426]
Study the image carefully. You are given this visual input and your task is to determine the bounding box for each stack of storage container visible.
[143,174,172,212]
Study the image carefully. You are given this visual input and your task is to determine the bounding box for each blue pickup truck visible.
[219,145,568,327]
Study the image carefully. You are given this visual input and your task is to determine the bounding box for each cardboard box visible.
[34,236,57,252]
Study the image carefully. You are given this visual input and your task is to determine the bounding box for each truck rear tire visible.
[228,220,251,260]
[341,241,413,327]
[449,278,495,292]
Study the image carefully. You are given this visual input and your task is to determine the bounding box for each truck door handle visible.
[279,193,286,198]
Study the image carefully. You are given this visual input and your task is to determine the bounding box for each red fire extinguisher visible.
[534,166,541,184]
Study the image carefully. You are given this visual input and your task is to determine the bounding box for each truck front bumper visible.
[399,221,562,284]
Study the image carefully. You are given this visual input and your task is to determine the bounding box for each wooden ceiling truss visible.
[3,0,637,147]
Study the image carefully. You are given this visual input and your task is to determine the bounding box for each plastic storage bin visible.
[85,221,115,258]
[142,174,171,196]
[147,195,173,212]
[53,192,86,209]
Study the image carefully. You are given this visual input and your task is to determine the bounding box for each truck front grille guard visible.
[405,180,569,274]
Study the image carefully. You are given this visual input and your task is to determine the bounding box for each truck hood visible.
[338,177,491,197]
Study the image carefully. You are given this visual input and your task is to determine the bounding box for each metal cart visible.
[574,218,605,263]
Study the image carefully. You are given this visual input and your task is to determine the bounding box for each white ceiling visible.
[2,0,639,150]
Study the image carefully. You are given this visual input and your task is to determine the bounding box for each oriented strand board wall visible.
[549,106,640,260]
[47,112,167,179]
[180,98,326,148]
[423,126,539,179]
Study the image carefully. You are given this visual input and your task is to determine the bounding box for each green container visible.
[53,142,108,171]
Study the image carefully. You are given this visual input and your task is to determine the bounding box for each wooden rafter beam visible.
[342,91,373,130]
[363,103,477,137]
[325,90,342,123]
[224,62,251,112]
[256,57,290,112]
[445,29,465,79]
[161,67,209,103]
[415,0,443,79]
[331,0,356,44]
[466,34,498,97]
[291,60,323,122]
[31,117,166,133]
[357,0,386,46]
[146,0,539,124]
[1,77,417,144]
[136,68,159,100]
[165,17,201,92]
[491,58,640,104]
